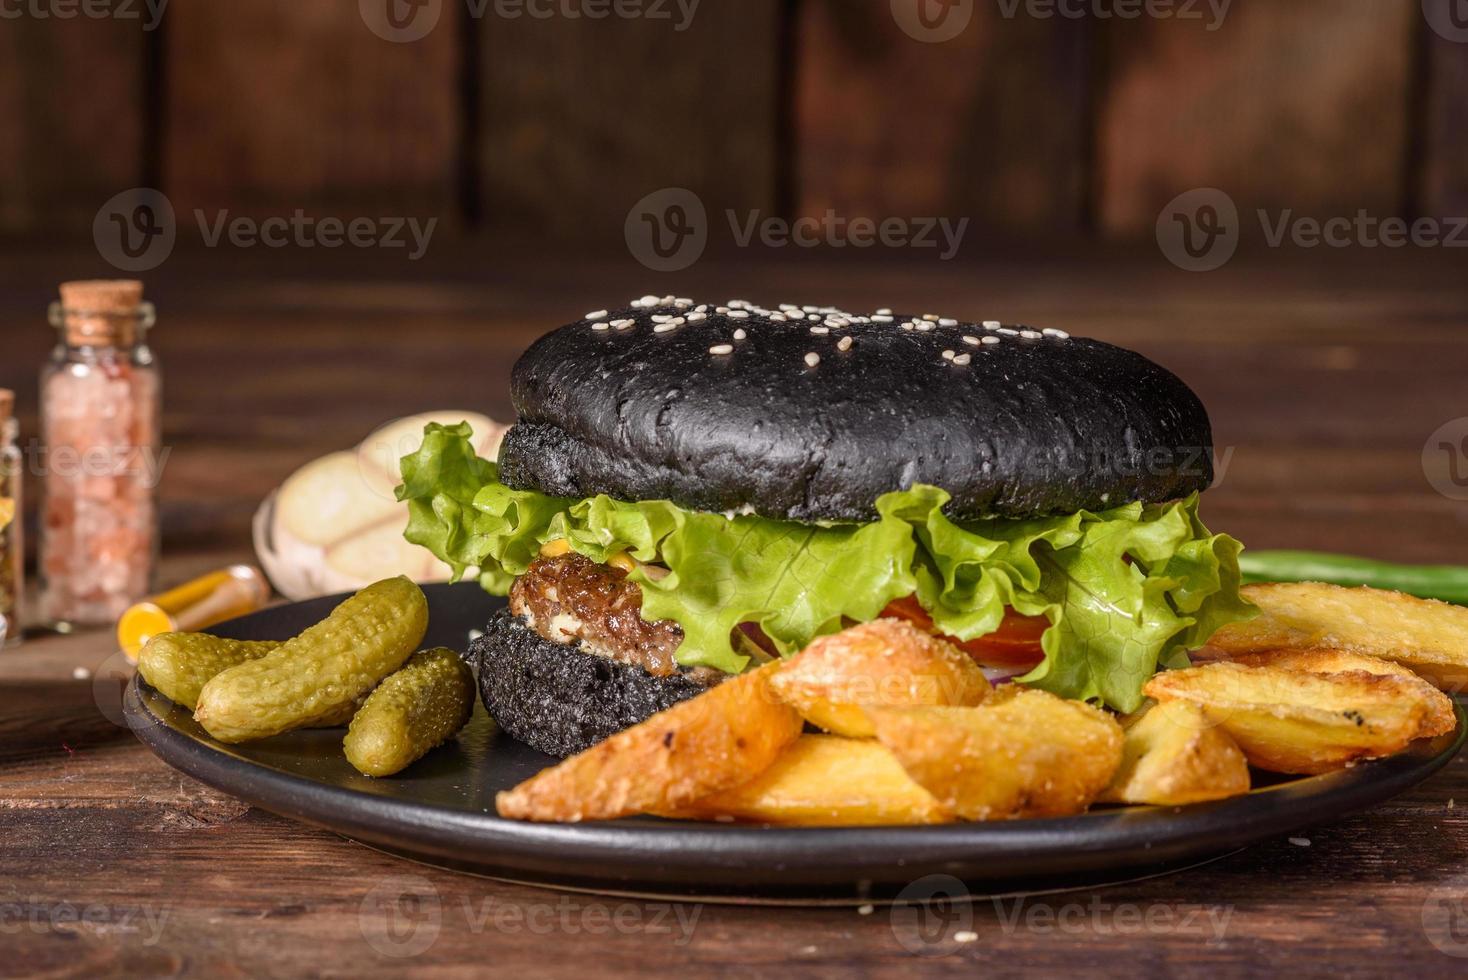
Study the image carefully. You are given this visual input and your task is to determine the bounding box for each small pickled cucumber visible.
[344,647,475,777]
[137,633,356,726]
[194,576,428,743]
[137,633,281,710]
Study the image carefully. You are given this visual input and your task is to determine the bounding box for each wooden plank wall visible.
[478,1,784,239]
[0,15,146,233]
[1096,0,1418,236]
[0,0,1460,242]
[1423,0,1468,218]
[795,0,1090,234]
[164,1,460,222]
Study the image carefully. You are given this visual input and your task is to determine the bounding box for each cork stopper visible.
[0,389,12,426]
[55,279,149,346]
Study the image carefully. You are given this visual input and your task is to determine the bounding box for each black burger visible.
[398,297,1251,758]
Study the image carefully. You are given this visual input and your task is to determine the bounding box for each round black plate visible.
[124,582,1466,902]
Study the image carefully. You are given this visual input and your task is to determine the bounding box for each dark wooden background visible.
[5,3,1468,976]
[3,244,1468,977]
[2,0,1466,242]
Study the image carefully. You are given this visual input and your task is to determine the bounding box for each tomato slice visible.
[880,595,1047,671]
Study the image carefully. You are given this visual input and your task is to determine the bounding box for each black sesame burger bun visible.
[498,300,1214,523]
[470,610,711,758]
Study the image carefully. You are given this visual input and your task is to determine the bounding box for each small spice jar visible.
[117,565,270,661]
[0,389,23,647]
[39,280,162,630]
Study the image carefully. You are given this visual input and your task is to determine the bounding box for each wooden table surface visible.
[3,243,1468,977]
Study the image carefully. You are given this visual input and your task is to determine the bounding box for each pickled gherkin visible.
[138,633,281,710]
[344,647,475,776]
[137,633,356,726]
[194,576,428,743]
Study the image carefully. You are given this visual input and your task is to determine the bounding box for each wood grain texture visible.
[1422,3,1468,218]
[1098,0,1417,236]
[477,1,783,238]
[0,16,146,232]
[795,0,1090,234]
[1,682,1466,976]
[163,0,460,221]
[1,244,1467,975]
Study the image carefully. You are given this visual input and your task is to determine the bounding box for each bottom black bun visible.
[469,609,714,758]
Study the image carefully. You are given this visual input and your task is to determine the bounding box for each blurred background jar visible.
[0,389,23,646]
[40,280,161,630]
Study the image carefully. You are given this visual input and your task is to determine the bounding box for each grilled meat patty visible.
[480,553,723,756]
[510,553,687,677]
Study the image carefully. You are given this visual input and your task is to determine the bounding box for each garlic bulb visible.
[255,412,504,600]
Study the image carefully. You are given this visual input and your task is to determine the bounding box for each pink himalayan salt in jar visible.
[40,280,161,629]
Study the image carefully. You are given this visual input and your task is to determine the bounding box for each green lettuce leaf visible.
[399,422,575,594]
[398,422,1252,711]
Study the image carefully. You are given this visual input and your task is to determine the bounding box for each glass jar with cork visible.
[40,280,162,630]
[0,388,23,646]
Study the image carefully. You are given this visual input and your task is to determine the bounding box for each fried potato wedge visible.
[1099,700,1251,806]
[496,662,802,822]
[665,735,954,826]
[1144,661,1456,775]
[1207,583,1468,692]
[866,687,1124,821]
[769,618,989,737]
[1194,647,1457,736]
